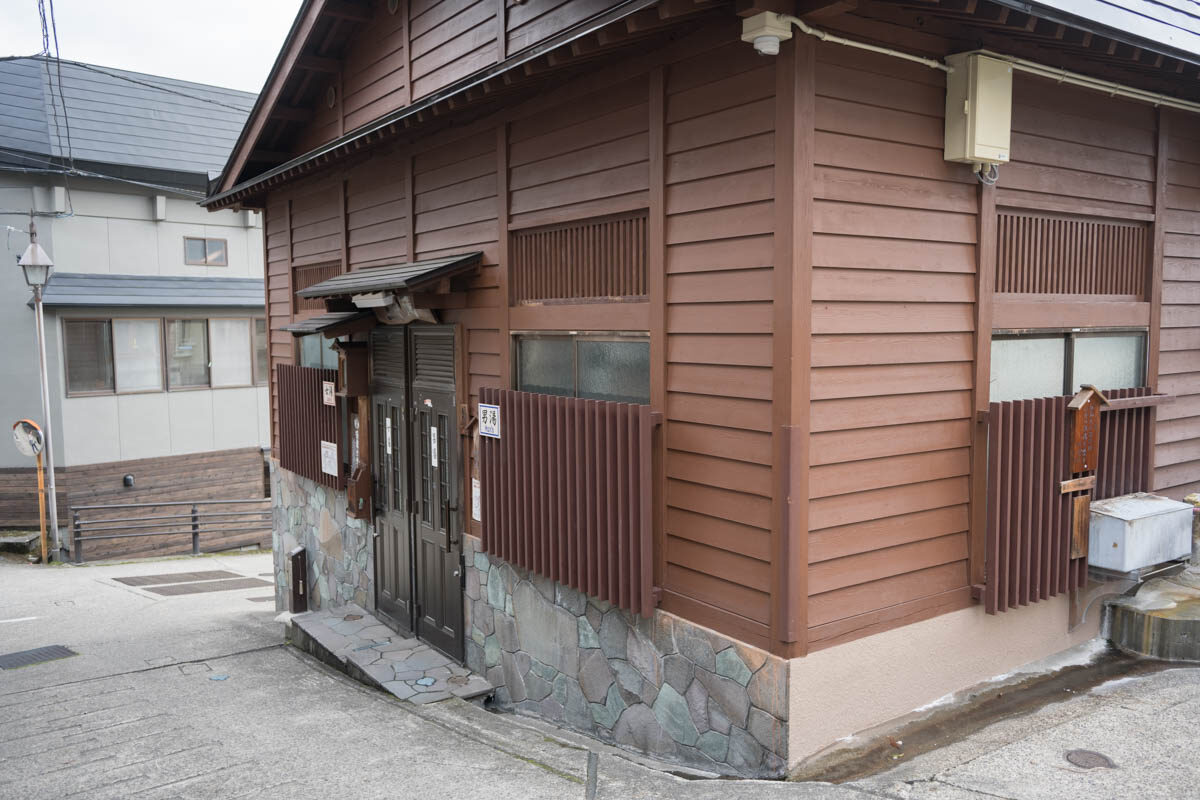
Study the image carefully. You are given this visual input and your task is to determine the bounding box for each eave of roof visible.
[39,272,264,308]
[296,253,483,299]
[280,310,375,335]
[203,0,658,210]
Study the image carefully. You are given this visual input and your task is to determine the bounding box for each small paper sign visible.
[472,477,481,522]
[430,426,439,468]
[322,381,336,406]
[385,416,392,455]
[479,403,500,439]
[319,440,338,476]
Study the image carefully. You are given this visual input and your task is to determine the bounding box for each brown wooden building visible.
[205,0,1200,776]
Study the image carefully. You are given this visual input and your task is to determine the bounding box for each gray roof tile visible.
[40,272,264,308]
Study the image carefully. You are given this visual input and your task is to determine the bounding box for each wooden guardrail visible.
[479,388,660,617]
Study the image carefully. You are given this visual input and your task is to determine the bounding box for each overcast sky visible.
[0,0,302,94]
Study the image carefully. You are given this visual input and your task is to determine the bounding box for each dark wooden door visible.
[409,326,463,659]
[371,327,413,633]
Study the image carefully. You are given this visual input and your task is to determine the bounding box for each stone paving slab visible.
[290,604,493,705]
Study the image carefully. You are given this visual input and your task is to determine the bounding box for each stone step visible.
[1107,567,1200,662]
[286,603,494,704]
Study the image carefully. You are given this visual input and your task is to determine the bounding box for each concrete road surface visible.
[1,552,1197,799]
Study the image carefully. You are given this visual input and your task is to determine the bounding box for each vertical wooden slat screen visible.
[983,387,1156,613]
[479,388,656,617]
[985,395,1078,614]
[292,263,342,313]
[1096,387,1154,500]
[277,364,343,490]
[510,211,648,303]
[996,212,1149,296]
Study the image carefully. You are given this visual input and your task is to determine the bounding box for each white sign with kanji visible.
[479,403,500,439]
[321,381,336,406]
[319,440,338,477]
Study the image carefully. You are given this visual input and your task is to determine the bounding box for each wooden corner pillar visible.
[1147,108,1168,490]
[772,34,814,657]
[649,67,668,594]
[969,183,997,590]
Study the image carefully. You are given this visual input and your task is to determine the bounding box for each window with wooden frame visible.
[64,316,266,396]
[183,237,228,266]
[513,332,649,405]
[990,329,1147,403]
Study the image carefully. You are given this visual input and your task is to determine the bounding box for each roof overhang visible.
[38,273,265,308]
[296,253,483,300]
[280,310,376,337]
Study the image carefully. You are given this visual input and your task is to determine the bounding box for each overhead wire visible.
[36,0,73,216]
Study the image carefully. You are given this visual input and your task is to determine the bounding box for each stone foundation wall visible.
[270,460,375,613]
[462,535,788,778]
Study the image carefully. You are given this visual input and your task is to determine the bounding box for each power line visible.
[0,150,206,198]
[37,0,74,215]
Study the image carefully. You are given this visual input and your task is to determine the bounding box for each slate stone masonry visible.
[270,460,375,613]
[463,534,788,778]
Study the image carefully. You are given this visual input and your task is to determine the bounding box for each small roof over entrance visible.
[280,310,375,337]
[296,252,482,300]
[39,273,264,308]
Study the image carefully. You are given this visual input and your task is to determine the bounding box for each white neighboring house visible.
[0,56,267,528]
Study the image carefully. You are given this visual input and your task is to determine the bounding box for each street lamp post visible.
[19,216,60,560]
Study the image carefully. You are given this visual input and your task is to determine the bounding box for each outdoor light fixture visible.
[17,216,61,559]
[18,221,54,287]
[740,11,792,55]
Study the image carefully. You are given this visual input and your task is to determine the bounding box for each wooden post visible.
[36,452,47,563]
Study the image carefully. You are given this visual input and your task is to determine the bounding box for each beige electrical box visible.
[944,52,1012,165]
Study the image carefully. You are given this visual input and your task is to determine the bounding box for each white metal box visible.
[944,52,1012,165]
[1089,492,1192,572]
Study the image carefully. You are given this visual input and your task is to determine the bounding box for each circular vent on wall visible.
[325,85,337,109]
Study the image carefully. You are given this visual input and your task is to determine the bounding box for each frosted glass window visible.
[990,337,1065,402]
[254,319,268,384]
[1072,334,1145,392]
[517,337,573,397]
[210,318,252,387]
[299,334,339,369]
[579,339,649,404]
[113,319,162,392]
[166,319,209,388]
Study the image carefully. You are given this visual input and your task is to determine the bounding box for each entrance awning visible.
[295,252,482,300]
[280,310,375,337]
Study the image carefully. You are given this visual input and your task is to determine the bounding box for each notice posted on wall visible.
[320,440,338,477]
[479,403,500,438]
[472,478,481,522]
[322,380,336,406]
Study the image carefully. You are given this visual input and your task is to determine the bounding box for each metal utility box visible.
[944,52,1012,165]
[1089,493,1192,572]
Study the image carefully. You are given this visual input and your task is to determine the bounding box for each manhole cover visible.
[0,645,77,670]
[1065,749,1116,769]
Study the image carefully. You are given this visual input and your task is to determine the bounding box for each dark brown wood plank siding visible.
[1157,112,1200,498]
[807,44,976,650]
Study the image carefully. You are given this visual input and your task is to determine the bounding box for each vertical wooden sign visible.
[1066,385,1109,561]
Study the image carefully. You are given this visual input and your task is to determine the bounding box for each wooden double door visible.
[371,324,463,660]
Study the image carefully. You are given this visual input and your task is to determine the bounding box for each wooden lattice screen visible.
[293,263,342,313]
[510,211,647,304]
[277,364,343,489]
[996,211,1149,296]
[983,387,1154,614]
[479,388,658,617]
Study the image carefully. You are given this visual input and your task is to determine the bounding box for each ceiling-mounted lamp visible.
[740,12,793,56]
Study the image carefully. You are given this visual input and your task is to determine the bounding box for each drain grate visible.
[0,645,77,670]
[114,570,241,587]
[145,577,271,596]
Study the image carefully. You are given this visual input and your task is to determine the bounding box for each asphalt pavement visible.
[1,551,1197,799]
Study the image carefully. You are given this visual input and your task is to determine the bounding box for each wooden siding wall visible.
[806,46,976,650]
[259,15,1200,656]
[292,0,628,156]
[1158,113,1200,498]
[658,42,778,647]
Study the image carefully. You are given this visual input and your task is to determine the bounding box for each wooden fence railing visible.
[479,388,659,617]
[277,364,342,489]
[983,386,1156,614]
[70,498,271,563]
